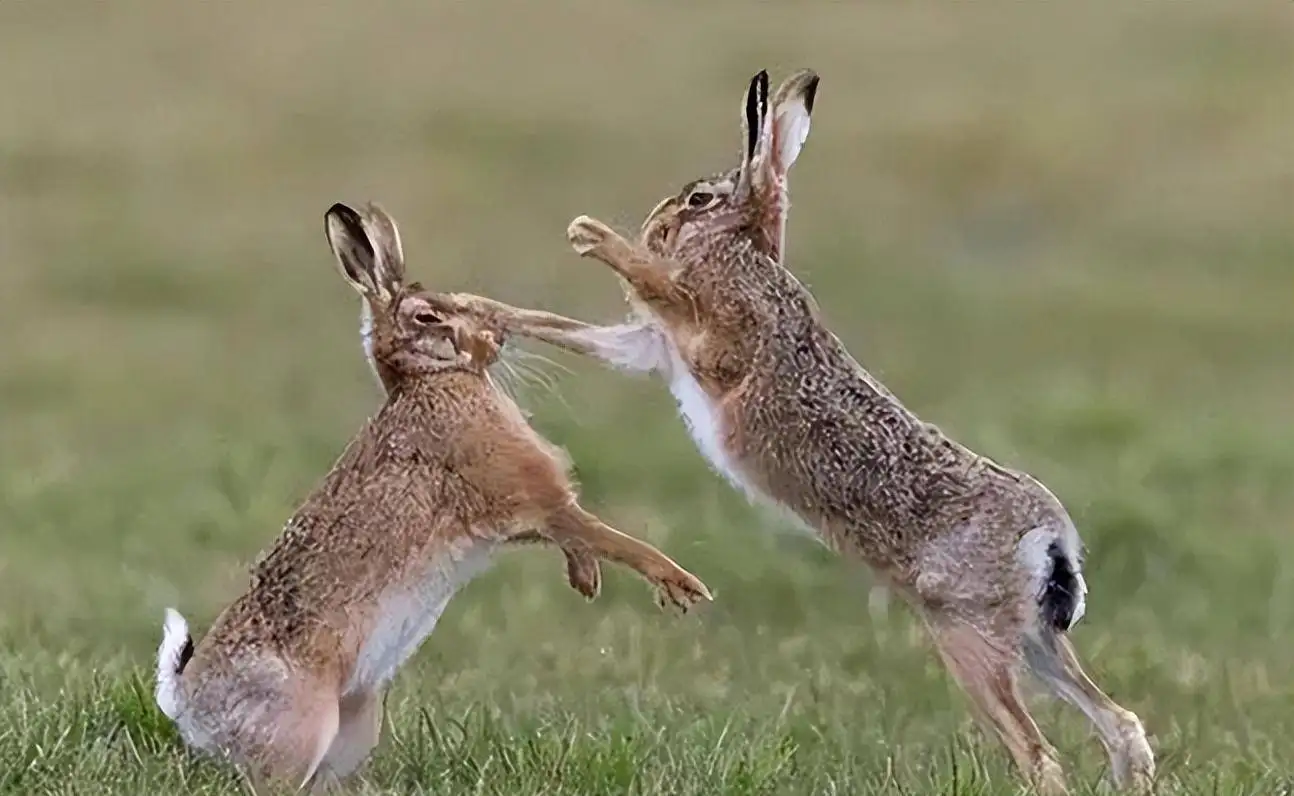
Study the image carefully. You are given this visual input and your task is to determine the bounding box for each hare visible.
[153,201,711,792]
[463,71,1155,794]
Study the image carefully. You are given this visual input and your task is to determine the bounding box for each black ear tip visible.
[325,202,363,229]
[803,75,820,114]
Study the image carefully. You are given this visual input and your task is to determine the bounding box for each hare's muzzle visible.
[641,199,681,254]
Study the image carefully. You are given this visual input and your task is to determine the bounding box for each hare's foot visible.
[564,545,602,600]
[567,215,627,259]
[1109,715,1154,792]
[648,565,712,613]
[567,215,690,310]
[505,530,602,600]
[1023,633,1155,792]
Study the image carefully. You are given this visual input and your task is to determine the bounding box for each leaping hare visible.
[154,201,711,791]
[465,71,1154,794]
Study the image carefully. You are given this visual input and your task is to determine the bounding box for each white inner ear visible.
[775,100,812,172]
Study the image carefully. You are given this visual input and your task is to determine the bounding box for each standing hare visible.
[154,202,711,791]
[466,71,1155,793]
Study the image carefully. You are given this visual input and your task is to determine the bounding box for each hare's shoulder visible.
[365,384,576,515]
[449,404,576,512]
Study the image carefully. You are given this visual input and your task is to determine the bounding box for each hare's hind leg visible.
[312,689,385,790]
[219,678,339,790]
[544,503,711,611]
[1024,630,1154,791]
[188,664,339,789]
[276,692,340,792]
[928,619,1068,795]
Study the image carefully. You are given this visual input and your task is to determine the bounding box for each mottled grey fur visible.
[473,70,1154,793]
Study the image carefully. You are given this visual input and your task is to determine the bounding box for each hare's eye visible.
[414,311,441,325]
[688,190,719,207]
[687,191,715,208]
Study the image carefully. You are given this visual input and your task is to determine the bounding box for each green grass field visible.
[1,3,1292,793]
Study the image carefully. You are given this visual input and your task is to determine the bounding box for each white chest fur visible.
[661,337,820,542]
[663,343,763,502]
[346,541,494,694]
[359,300,384,390]
[571,315,765,504]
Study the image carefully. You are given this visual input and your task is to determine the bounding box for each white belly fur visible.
[346,540,495,694]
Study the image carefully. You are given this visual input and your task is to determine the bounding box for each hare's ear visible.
[739,70,819,260]
[748,69,819,191]
[734,69,770,199]
[357,202,406,294]
[324,202,406,302]
[767,69,819,176]
[325,202,384,299]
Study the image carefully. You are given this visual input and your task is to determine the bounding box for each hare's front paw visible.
[653,568,713,614]
[565,548,602,600]
[566,216,619,257]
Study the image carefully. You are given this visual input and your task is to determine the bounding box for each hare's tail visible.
[1019,522,1087,634]
[155,608,194,720]
[1039,541,1085,632]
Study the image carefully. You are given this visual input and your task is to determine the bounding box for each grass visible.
[1,2,1292,793]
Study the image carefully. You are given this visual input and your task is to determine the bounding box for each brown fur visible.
[467,71,1154,793]
[155,202,710,792]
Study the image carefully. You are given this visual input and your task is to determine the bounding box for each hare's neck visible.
[359,300,385,392]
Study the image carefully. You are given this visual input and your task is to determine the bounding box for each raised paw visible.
[566,215,619,258]
[565,548,602,601]
[651,567,712,614]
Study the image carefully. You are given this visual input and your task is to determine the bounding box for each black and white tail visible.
[1039,541,1085,632]
[1019,523,1088,634]
[155,608,194,720]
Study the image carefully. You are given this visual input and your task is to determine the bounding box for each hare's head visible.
[325,202,506,387]
[640,69,818,263]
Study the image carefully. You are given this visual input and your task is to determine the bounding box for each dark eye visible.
[687,191,714,208]
[414,311,441,325]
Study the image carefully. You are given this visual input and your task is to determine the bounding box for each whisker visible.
[488,358,521,402]
[513,356,578,417]
[513,361,555,393]
[495,348,544,399]
[503,347,547,384]
[494,344,578,418]
[512,348,574,378]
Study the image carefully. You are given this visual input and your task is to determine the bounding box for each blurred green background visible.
[0,3,1291,793]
